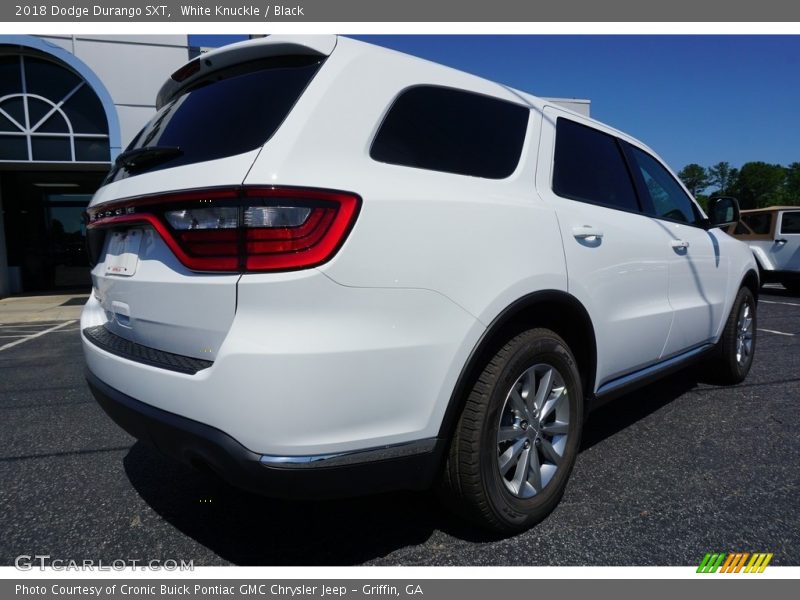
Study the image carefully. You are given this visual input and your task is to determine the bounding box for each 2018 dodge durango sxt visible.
[82,35,758,533]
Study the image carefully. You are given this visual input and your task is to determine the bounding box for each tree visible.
[785,162,800,202]
[678,164,709,197]
[734,162,787,209]
[728,167,739,195]
[707,161,736,195]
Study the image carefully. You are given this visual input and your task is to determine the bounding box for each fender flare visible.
[436,289,597,441]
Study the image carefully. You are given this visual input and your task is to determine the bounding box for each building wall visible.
[0,35,191,297]
[38,35,190,147]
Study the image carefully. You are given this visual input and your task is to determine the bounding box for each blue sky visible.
[189,35,800,171]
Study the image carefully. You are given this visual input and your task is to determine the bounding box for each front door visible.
[622,143,729,357]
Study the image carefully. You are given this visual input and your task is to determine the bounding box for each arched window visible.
[0,53,110,163]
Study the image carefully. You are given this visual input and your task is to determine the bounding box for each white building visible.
[0,35,190,295]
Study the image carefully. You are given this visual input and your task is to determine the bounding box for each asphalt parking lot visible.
[0,287,798,567]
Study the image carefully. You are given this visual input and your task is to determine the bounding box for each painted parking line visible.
[0,324,52,328]
[761,299,800,308]
[0,320,77,352]
[757,328,796,337]
[0,330,59,337]
[0,328,79,338]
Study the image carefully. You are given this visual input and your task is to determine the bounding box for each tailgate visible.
[85,39,333,361]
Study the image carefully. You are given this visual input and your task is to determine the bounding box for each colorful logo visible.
[697,552,773,573]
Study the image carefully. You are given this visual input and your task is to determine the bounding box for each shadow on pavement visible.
[580,367,703,452]
[123,366,720,564]
[761,286,800,299]
[123,442,450,565]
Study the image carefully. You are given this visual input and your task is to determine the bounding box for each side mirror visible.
[707,196,740,229]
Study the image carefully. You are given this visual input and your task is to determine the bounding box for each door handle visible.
[671,240,690,249]
[775,238,788,245]
[572,226,604,240]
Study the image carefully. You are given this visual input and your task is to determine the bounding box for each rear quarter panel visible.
[243,39,568,325]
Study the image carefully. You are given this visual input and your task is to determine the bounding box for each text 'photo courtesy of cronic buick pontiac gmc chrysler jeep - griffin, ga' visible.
[82,35,759,533]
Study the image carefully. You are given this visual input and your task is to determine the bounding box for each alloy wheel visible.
[496,363,570,499]
[736,300,754,366]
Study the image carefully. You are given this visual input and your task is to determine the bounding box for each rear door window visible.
[105,56,323,183]
[370,86,529,179]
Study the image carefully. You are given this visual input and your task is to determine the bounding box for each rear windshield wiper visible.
[115,146,183,171]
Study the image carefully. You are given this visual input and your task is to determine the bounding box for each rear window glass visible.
[733,221,752,235]
[781,211,800,234]
[553,118,639,213]
[742,213,773,234]
[105,56,323,183]
[370,86,529,179]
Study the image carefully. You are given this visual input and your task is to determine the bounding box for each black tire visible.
[707,287,757,384]
[439,328,583,534]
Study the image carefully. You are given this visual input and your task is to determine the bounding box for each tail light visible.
[86,187,360,272]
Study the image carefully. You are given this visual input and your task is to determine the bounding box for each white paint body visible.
[82,35,757,457]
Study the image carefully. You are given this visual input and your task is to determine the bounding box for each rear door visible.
[538,109,673,386]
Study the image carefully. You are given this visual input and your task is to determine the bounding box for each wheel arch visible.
[741,268,760,301]
[748,246,773,274]
[438,290,597,442]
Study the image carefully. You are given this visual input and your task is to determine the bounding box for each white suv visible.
[82,35,759,533]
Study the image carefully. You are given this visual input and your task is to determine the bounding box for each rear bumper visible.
[81,271,482,458]
[86,369,444,497]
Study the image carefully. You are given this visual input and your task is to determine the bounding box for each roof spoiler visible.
[156,35,338,109]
